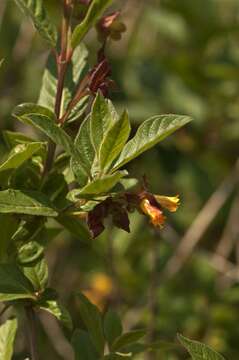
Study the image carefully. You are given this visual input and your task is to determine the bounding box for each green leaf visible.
[90,93,118,157]
[22,257,48,292]
[178,334,225,360]
[0,215,19,262]
[38,44,88,116]
[67,96,89,124]
[17,241,44,264]
[100,111,131,172]
[72,115,95,177]
[71,0,113,48]
[113,114,192,170]
[14,0,57,47]
[57,214,91,244]
[76,292,105,355]
[13,104,91,186]
[0,264,35,301]
[104,310,123,349]
[39,299,72,330]
[11,218,45,243]
[3,131,35,148]
[0,142,45,173]
[69,171,127,197]
[111,330,146,352]
[13,103,74,155]
[72,329,99,360]
[0,189,58,217]
[0,318,18,360]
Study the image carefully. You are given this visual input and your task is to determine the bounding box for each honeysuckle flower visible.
[155,195,180,212]
[138,190,180,228]
[140,198,166,228]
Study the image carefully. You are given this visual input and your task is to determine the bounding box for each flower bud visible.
[96,11,126,42]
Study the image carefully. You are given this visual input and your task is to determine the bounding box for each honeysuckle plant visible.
[0,1,226,359]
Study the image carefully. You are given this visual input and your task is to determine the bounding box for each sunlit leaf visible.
[100,111,130,172]
[69,171,127,197]
[0,189,58,217]
[71,0,113,48]
[14,0,57,47]
[113,114,192,170]
[0,318,18,360]
[22,257,48,292]
[39,299,72,330]
[0,142,45,173]
[178,334,225,360]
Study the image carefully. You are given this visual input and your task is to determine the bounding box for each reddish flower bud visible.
[88,57,115,97]
[96,11,126,42]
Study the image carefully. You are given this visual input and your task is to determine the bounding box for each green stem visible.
[42,0,72,180]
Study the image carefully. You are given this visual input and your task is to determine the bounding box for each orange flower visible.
[140,198,166,228]
[155,195,180,212]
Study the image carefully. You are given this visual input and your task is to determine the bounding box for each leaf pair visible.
[15,0,115,50]
[71,293,146,359]
[70,92,191,197]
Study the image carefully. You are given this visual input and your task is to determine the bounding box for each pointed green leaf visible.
[0,264,35,301]
[14,0,57,47]
[71,0,113,48]
[76,292,105,355]
[13,103,90,186]
[39,299,72,330]
[3,131,35,148]
[13,103,74,155]
[104,310,123,348]
[0,189,58,217]
[178,334,225,360]
[72,329,99,360]
[0,318,18,360]
[57,214,91,243]
[0,142,45,173]
[38,44,88,116]
[113,114,192,170]
[111,330,146,352]
[67,96,89,123]
[69,170,127,197]
[90,93,118,157]
[100,111,130,172]
[73,115,95,176]
[0,215,19,262]
[22,257,48,292]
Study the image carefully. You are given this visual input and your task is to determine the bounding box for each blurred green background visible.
[0,0,239,358]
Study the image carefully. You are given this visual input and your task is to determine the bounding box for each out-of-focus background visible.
[0,0,239,359]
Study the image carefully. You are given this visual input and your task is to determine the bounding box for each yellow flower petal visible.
[140,199,166,228]
[155,195,180,212]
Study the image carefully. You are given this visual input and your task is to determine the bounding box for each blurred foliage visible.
[0,0,239,359]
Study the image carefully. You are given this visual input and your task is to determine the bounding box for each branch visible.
[161,159,239,280]
[25,307,39,360]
